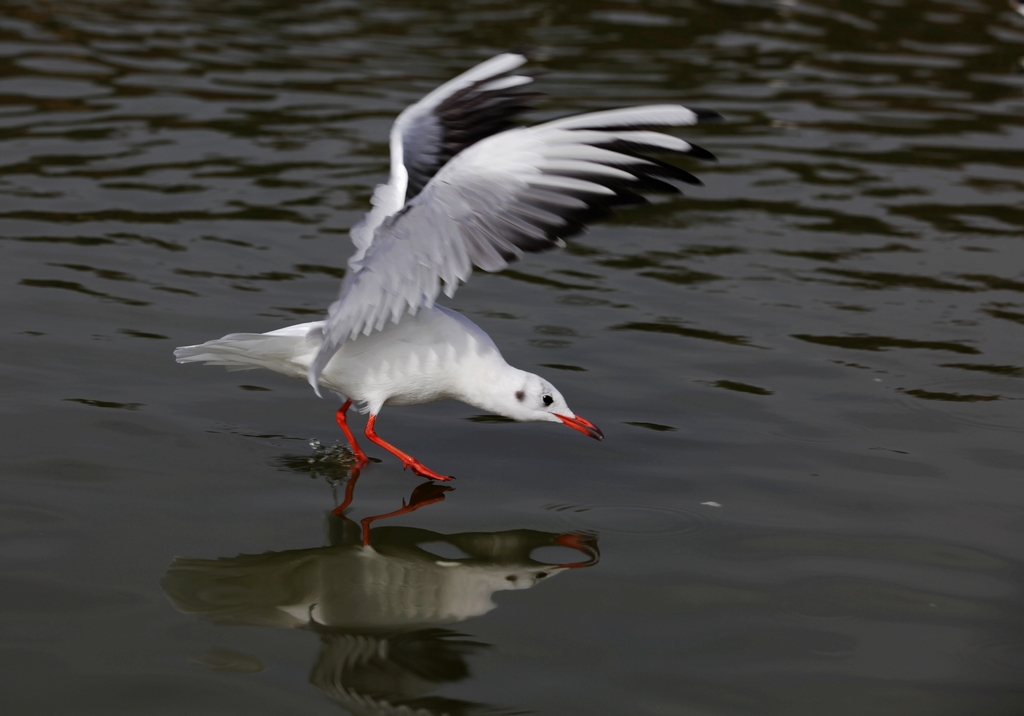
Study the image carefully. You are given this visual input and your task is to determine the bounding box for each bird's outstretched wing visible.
[309,102,720,390]
[348,53,539,262]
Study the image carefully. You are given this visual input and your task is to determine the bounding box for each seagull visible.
[175,52,719,481]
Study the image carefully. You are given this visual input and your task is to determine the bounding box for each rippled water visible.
[2,1,1024,713]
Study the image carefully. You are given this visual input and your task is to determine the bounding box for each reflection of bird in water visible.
[310,627,486,716]
[161,482,597,715]
[174,52,719,480]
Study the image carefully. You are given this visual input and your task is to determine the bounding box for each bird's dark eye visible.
[515,390,525,402]
[542,395,553,406]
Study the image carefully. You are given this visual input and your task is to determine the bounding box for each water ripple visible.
[547,502,719,538]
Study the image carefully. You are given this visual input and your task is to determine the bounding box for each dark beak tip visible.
[558,413,603,441]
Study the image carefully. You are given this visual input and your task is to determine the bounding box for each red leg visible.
[331,468,361,517]
[363,414,453,482]
[335,400,369,466]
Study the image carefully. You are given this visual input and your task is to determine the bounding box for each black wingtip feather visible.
[623,175,683,195]
[685,143,718,162]
[479,99,723,256]
[632,156,704,186]
[609,191,649,207]
[693,108,724,123]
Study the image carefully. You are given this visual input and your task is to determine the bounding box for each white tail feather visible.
[175,324,322,379]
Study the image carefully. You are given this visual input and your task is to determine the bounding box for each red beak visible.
[556,413,604,441]
[553,532,600,568]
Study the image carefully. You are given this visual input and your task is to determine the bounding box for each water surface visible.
[2,1,1024,714]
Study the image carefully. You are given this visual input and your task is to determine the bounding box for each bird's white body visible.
[177,305,563,421]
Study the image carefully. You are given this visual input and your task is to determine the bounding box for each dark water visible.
[2,1,1024,713]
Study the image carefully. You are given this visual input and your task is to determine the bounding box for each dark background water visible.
[2,0,1024,714]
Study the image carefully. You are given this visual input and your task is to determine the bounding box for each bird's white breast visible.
[317,305,504,413]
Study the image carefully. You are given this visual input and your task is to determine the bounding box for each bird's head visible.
[485,370,603,440]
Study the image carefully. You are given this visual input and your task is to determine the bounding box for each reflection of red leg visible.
[361,482,453,545]
[335,400,368,466]
[363,414,453,482]
[331,468,361,517]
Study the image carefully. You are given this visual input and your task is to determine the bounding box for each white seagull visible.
[175,52,719,481]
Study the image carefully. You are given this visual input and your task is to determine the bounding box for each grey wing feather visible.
[308,104,721,390]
